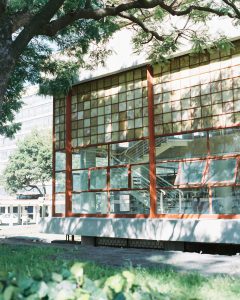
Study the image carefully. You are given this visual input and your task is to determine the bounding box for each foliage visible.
[0,262,170,300]
[1,0,240,137]
[1,244,240,300]
[3,130,52,195]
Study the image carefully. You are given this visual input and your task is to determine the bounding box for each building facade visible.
[43,40,240,246]
[0,87,52,221]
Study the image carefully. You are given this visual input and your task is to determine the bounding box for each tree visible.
[0,0,239,137]
[3,130,52,196]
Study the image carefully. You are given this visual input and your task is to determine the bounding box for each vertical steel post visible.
[65,92,72,217]
[147,65,157,218]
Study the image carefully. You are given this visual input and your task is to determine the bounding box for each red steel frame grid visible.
[52,97,64,217]
[53,64,240,219]
[65,92,72,217]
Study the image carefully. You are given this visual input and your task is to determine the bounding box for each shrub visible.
[0,263,170,300]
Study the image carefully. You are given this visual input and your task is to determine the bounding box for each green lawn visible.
[0,244,240,299]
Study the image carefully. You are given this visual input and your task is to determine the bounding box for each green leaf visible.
[3,286,15,300]
[37,281,49,298]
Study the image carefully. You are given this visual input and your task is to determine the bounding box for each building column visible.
[147,65,157,218]
[9,204,13,226]
[35,205,40,224]
[17,205,21,224]
[65,92,72,217]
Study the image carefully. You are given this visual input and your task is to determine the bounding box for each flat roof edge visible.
[72,36,240,87]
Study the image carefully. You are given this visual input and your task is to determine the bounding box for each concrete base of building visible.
[39,217,240,245]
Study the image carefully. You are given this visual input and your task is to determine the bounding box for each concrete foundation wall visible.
[40,217,240,245]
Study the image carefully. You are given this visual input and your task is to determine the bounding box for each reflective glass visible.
[131,164,149,189]
[72,170,88,191]
[175,161,206,185]
[55,151,66,171]
[90,169,107,189]
[55,194,65,214]
[207,159,237,183]
[156,162,179,187]
[72,192,108,213]
[110,190,149,214]
[157,188,209,214]
[110,140,149,165]
[212,187,240,214]
[209,128,240,156]
[72,145,108,169]
[155,132,207,160]
[55,172,65,193]
[110,167,129,189]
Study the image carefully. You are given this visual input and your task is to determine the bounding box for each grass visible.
[0,244,240,299]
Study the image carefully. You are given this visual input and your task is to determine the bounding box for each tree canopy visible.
[0,0,240,137]
[3,130,52,195]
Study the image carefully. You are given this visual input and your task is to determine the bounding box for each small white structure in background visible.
[0,195,52,226]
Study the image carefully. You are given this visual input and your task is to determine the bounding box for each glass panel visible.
[55,172,65,193]
[110,140,149,165]
[131,164,149,189]
[157,188,209,214]
[209,128,240,156]
[55,194,65,214]
[155,132,207,160]
[72,145,108,169]
[90,169,107,189]
[207,159,237,183]
[55,152,66,171]
[156,162,179,187]
[212,187,240,214]
[110,190,149,214]
[72,170,88,191]
[175,161,206,185]
[110,167,128,189]
[72,192,108,213]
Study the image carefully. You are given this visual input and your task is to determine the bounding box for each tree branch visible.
[12,0,65,59]
[222,0,240,18]
[118,11,164,41]
[0,0,6,18]
[11,11,34,33]
[36,0,238,38]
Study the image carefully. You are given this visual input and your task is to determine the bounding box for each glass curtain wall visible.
[72,141,150,214]
[54,97,66,214]
[156,128,240,214]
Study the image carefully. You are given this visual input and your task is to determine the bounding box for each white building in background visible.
[0,87,53,222]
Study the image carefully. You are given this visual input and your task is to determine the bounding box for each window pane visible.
[175,161,206,185]
[157,188,209,214]
[155,132,207,161]
[212,187,240,214]
[55,172,65,192]
[55,151,66,171]
[55,194,65,214]
[156,162,179,187]
[207,159,237,183]
[72,192,108,213]
[110,190,149,214]
[110,167,128,189]
[209,128,240,156]
[110,140,149,165]
[72,145,108,169]
[131,164,149,189]
[90,169,107,189]
[72,170,88,191]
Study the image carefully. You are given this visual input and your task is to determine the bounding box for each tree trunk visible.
[0,17,15,118]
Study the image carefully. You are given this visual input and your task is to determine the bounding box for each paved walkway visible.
[0,224,240,277]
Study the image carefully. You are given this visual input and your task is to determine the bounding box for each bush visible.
[0,263,170,300]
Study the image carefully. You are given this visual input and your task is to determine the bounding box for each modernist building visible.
[43,40,240,247]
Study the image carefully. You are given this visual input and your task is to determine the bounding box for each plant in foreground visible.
[0,263,171,300]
